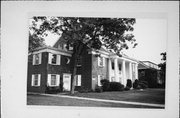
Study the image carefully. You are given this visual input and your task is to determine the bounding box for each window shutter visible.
[98,57,100,66]
[97,75,101,86]
[77,75,81,86]
[32,55,35,65]
[57,55,61,65]
[39,53,42,64]
[47,74,51,86]
[31,75,34,86]
[38,74,41,86]
[48,53,52,64]
[56,75,60,86]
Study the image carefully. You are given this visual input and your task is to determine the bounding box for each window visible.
[76,56,82,66]
[48,53,61,65]
[75,75,81,86]
[52,54,57,64]
[112,62,114,70]
[47,74,60,86]
[97,75,103,86]
[33,53,42,65]
[31,74,41,86]
[98,57,105,67]
[118,63,122,71]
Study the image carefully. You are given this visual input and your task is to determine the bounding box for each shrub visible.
[133,79,148,89]
[126,79,132,88]
[138,81,148,89]
[101,79,110,91]
[109,82,124,91]
[133,79,139,89]
[124,86,130,91]
[95,86,103,93]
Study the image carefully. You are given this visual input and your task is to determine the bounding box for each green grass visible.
[27,94,162,108]
[27,88,165,108]
[69,88,165,104]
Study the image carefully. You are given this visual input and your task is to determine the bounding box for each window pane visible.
[34,74,39,86]
[35,54,39,65]
[99,57,103,66]
[52,54,57,64]
[112,62,114,70]
[51,75,57,86]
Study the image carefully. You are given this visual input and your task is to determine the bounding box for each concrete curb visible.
[27,92,165,108]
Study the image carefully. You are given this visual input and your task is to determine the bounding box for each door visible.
[63,74,71,91]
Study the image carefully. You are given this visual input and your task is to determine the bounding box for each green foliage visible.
[95,85,103,93]
[133,79,139,89]
[109,82,124,91]
[126,79,132,88]
[158,52,166,88]
[30,17,137,55]
[100,79,110,91]
[28,33,45,52]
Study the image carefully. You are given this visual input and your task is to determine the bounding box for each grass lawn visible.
[27,94,162,108]
[69,88,165,104]
[27,88,165,108]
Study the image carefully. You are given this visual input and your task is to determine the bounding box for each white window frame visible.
[75,75,81,86]
[48,53,61,65]
[33,53,42,65]
[47,74,60,87]
[98,57,105,67]
[31,74,41,86]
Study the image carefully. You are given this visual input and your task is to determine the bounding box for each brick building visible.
[27,38,140,93]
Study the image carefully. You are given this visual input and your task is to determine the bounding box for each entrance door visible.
[63,74,71,91]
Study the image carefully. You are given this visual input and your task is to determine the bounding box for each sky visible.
[123,19,167,64]
[44,18,167,64]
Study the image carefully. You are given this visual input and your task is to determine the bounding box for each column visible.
[122,60,126,85]
[129,62,132,81]
[135,63,138,80]
[114,58,119,82]
[108,58,112,82]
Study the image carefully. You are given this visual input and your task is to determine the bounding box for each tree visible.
[158,52,166,87]
[28,33,45,52]
[30,17,137,94]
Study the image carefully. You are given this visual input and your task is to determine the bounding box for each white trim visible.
[31,74,41,87]
[32,48,72,57]
[32,53,42,65]
[47,74,60,86]
[48,53,61,65]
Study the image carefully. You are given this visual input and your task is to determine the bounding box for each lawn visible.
[27,88,165,108]
[69,88,165,104]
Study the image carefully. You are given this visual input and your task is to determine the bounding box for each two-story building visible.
[27,37,140,93]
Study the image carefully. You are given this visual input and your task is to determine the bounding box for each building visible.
[27,38,140,93]
[138,61,162,88]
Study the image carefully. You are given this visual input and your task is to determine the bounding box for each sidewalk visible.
[28,92,165,108]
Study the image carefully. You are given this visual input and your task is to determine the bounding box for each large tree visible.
[30,16,137,94]
[158,52,166,87]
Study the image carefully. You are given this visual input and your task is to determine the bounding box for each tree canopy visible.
[30,17,137,55]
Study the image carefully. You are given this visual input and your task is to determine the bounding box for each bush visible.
[133,79,139,89]
[124,86,130,91]
[109,82,124,91]
[95,86,103,93]
[138,81,148,89]
[126,79,132,88]
[101,79,110,91]
[133,79,148,89]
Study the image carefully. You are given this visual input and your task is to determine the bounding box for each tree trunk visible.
[70,41,84,94]
[70,54,78,94]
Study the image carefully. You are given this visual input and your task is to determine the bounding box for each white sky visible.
[44,18,167,64]
[123,19,167,64]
